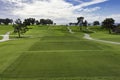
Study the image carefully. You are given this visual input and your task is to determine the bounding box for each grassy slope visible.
[0,25,13,34]
[89,26,120,42]
[0,25,120,80]
[0,25,13,39]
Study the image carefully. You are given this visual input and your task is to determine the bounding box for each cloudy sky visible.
[0,0,120,24]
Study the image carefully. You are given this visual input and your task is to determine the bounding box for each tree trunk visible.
[18,30,21,38]
[109,28,111,34]
[79,26,82,31]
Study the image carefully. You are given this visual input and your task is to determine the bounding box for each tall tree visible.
[83,20,88,29]
[93,21,100,26]
[77,17,84,30]
[13,19,29,38]
[102,18,115,34]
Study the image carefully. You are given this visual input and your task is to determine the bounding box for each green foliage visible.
[77,17,89,31]
[23,18,36,25]
[82,29,95,33]
[102,18,115,34]
[40,19,53,25]
[77,17,84,29]
[93,21,100,26]
[13,19,29,38]
[0,18,13,25]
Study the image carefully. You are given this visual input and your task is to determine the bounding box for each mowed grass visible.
[29,37,111,51]
[2,51,120,78]
[0,25,120,80]
[0,25,13,34]
[0,25,13,39]
[89,26,120,42]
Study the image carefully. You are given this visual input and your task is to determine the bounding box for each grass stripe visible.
[24,50,120,53]
[39,40,90,42]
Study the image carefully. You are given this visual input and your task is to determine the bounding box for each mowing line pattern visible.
[2,51,120,78]
[1,26,120,80]
[24,50,120,52]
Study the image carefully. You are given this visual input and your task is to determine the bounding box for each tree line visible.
[0,18,53,25]
[23,18,53,25]
[0,17,120,38]
[69,17,120,34]
[0,18,54,38]
[0,18,13,25]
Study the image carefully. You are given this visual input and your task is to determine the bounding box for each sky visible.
[0,0,120,24]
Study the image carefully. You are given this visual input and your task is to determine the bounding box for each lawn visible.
[0,25,13,39]
[89,26,120,42]
[0,25,120,80]
[0,25,13,34]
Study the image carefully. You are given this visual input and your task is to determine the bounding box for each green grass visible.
[0,25,13,39]
[0,36,2,39]
[29,41,111,51]
[0,25,13,34]
[2,51,120,78]
[89,26,120,42]
[0,25,120,80]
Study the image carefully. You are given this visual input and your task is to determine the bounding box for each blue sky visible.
[0,0,120,24]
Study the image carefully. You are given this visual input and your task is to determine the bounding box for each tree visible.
[29,18,35,25]
[23,19,31,26]
[23,18,36,26]
[83,20,88,29]
[117,24,120,28]
[40,19,53,25]
[0,18,13,25]
[4,18,13,25]
[93,21,100,26]
[40,19,46,25]
[13,19,29,38]
[0,19,3,24]
[102,18,115,34]
[46,19,53,25]
[35,20,40,25]
[77,17,84,30]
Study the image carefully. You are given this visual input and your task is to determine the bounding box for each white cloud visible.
[106,14,120,23]
[12,0,75,21]
[71,0,108,9]
[1,0,23,5]
[81,7,101,12]
[3,0,109,24]
[84,14,120,23]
